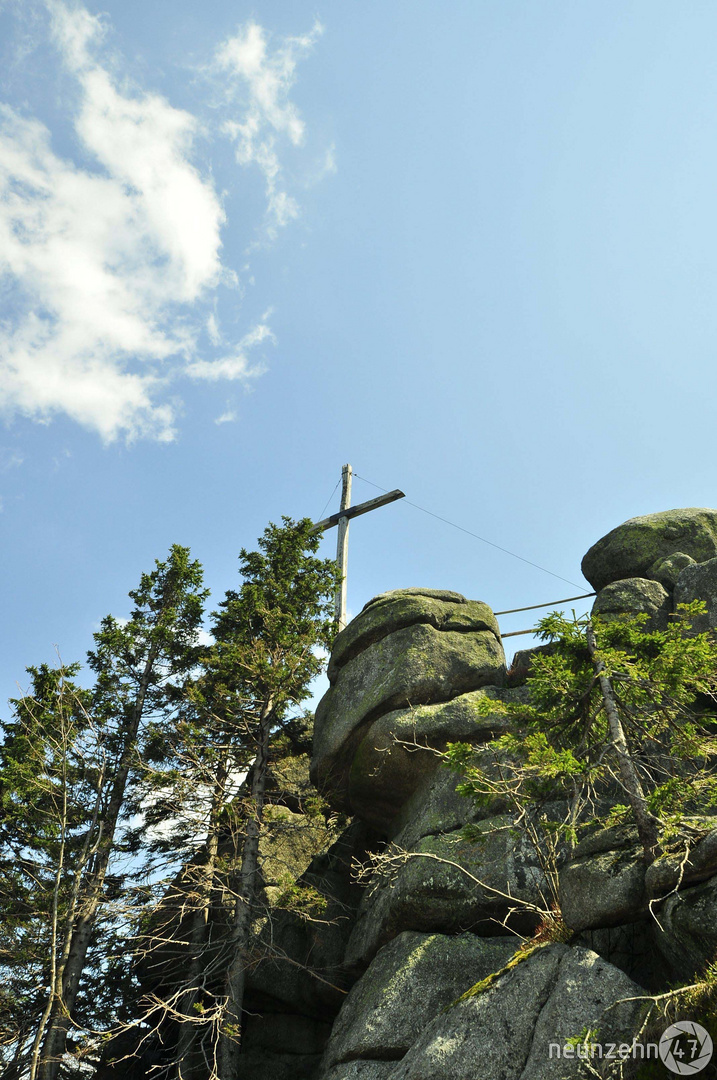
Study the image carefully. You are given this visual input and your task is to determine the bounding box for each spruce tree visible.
[211,516,337,1078]
[0,664,97,1080]
[127,518,337,1078]
[446,602,717,871]
[0,545,207,1080]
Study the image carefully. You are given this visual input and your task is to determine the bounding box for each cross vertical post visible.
[311,467,405,633]
[335,464,353,630]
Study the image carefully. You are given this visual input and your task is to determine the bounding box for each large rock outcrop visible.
[345,812,552,968]
[582,507,717,590]
[311,589,506,830]
[252,525,717,1080]
[320,931,516,1071]
[391,945,647,1080]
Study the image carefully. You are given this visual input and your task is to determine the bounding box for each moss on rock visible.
[312,622,505,814]
[582,508,717,591]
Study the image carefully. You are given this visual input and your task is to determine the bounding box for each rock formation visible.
[311,587,506,830]
[242,510,717,1078]
[581,507,717,590]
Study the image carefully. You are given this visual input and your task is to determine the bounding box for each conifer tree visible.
[446,602,717,870]
[128,518,337,1079]
[0,664,98,1080]
[0,545,207,1080]
[2,523,336,1080]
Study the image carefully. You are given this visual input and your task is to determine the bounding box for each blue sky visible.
[1,0,717,708]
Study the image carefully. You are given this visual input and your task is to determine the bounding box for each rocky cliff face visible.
[244,509,717,1080]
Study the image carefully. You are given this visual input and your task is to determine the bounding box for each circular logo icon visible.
[660,1021,713,1075]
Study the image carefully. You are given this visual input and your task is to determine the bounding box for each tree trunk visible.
[216,700,273,1080]
[29,745,70,1080]
[175,767,226,1079]
[38,646,159,1080]
[586,621,662,861]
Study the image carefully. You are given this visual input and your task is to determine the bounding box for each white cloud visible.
[0,3,223,442]
[213,20,323,238]
[207,313,222,346]
[0,3,328,442]
[47,0,100,69]
[214,408,237,426]
[185,318,273,382]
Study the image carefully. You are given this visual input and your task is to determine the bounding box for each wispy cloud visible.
[214,408,237,426]
[185,316,273,381]
[212,20,323,239]
[0,448,24,471]
[0,3,327,442]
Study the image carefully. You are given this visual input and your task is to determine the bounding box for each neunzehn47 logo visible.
[659,1021,713,1075]
[548,1020,713,1074]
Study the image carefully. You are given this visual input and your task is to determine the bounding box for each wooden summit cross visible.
[312,464,405,631]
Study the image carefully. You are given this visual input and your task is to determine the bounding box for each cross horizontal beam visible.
[312,489,405,534]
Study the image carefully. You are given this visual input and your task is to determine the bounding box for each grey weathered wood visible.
[311,488,405,534]
[313,468,405,631]
[335,465,353,630]
[585,620,661,861]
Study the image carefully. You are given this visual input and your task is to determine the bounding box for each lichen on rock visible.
[591,576,671,632]
[321,930,516,1070]
[302,533,717,1080]
[389,944,648,1080]
[581,507,717,590]
[311,589,506,822]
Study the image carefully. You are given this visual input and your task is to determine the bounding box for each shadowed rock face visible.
[347,689,513,831]
[245,821,375,1020]
[559,827,647,933]
[653,876,717,982]
[311,589,506,828]
[320,1064,396,1080]
[390,945,647,1080]
[675,556,717,632]
[344,810,561,970]
[581,507,717,591]
[320,931,516,1071]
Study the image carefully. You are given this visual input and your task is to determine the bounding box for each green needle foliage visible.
[445,601,717,867]
[1,521,339,1080]
[113,518,339,1079]
[196,516,339,1078]
[0,664,97,1077]
[0,545,207,1080]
